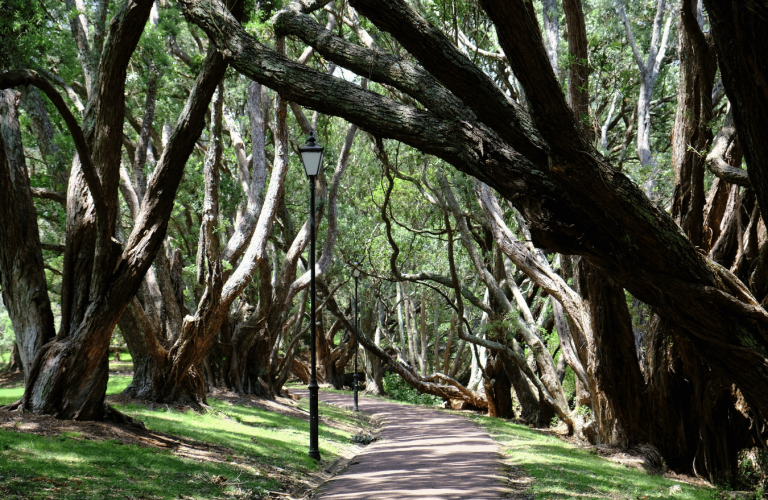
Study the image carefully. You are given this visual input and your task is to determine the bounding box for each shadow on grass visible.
[115,397,359,476]
[0,430,278,500]
[472,417,717,500]
[0,375,365,499]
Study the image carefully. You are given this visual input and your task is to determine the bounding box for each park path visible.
[293,389,508,500]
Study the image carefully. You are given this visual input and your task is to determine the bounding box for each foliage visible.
[382,372,441,406]
[0,0,45,67]
[0,303,13,359]
[738,448,768,491]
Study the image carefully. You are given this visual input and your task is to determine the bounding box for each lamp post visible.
[299,130,324,462]
[352,267,361,412]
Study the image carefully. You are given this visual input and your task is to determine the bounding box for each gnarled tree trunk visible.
[0,89,56,383]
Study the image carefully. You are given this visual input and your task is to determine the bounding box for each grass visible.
[0,375,369,499]
[112,398,362,476]
[0,374,133,406]
[1,373,721,499]
[109,352,134,372]
[470,415,717,500]
[0,427,283,499]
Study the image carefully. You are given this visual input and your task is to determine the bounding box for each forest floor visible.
[0,364,725,500]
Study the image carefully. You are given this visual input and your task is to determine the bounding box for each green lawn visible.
[471,415,717,500]
[0,374,132,406]
[1,376,721,499]
[0,428,281,499]
[0,375,369,499]
[109,351,134,372]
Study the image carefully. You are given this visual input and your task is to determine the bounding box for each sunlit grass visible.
[0,374,133,405]
[470,415,717,500]
[106,374,133,395]
[0,427,280,499]
[108,351,134,372]
[0,386,22,405]
[113,397,363,476]
[0,380,369,499]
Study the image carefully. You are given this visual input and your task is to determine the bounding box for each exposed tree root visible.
[101,404,146,429]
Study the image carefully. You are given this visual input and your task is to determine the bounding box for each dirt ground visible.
[0,369,23,388]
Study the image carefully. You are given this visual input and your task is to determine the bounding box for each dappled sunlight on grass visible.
[0,429,279,499]
[106,374,132,395]
[472,416,717,500]
[115,397,358,475]
[0,377,366,498]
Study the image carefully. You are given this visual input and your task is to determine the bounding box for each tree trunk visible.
[580,261,648,443]
[645,315,753,484]
[484,354,513,418]
[563,0,590,136]
[7,341,22,373]
[175,0,768,478]
[365,299,385,394]
[0,89,56,383]
[671,0,716,247]
[419,289,427,374]
[703,0,768,226]
[432,299,441,374]
[0,0,252,421]
[501,351,539,423]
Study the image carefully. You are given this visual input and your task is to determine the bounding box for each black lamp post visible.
[352,267,361,412]
[299,130,324,462]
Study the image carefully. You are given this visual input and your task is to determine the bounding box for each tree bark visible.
[7,341,23,373]
[703,0,768,225]
[0,89,56,383]
[671,0,716,247]
[563,0,590,136]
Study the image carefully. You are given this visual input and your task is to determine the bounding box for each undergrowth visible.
[382,372,441,406]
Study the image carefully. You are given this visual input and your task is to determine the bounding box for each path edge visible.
[287,393,384,500]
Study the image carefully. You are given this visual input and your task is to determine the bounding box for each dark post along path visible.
[294,389,509,500]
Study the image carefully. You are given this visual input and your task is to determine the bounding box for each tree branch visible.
[0,70,105,218]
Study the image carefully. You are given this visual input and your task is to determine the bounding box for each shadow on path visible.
[293,390,509,500]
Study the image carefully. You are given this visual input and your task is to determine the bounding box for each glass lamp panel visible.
[300,150,323,176]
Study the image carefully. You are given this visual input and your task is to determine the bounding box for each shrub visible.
[382,372,441,406]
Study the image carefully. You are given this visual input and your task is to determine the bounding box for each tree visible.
[178,0,768,480]
[0,0,246,419]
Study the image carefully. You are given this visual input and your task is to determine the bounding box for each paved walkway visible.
[293,390,508,500]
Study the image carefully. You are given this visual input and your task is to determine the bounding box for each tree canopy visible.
[2,0,768,487]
